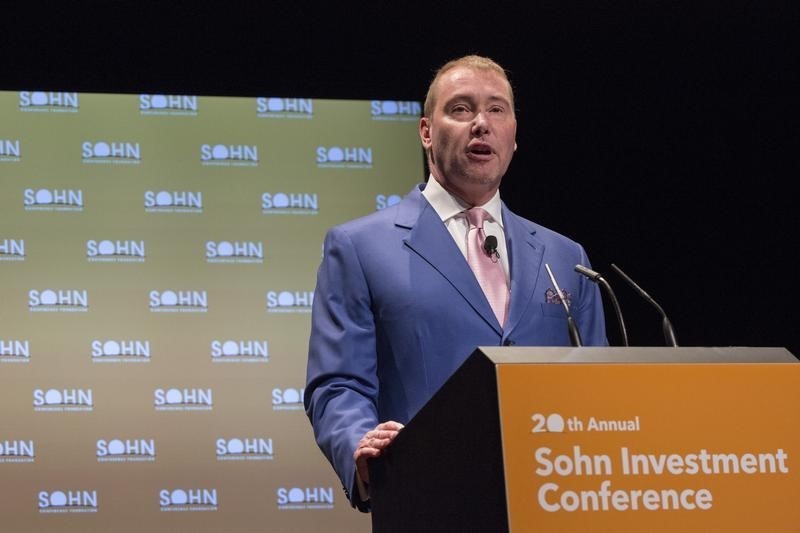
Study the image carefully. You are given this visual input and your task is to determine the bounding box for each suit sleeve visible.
[305,225,379,512]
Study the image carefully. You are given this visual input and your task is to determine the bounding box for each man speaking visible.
[305,55,607,511]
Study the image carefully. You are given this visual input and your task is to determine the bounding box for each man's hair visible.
[423,55,514,118]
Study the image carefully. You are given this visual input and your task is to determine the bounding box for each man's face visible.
[420,66,517,205]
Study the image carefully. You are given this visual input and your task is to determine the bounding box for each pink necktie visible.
[465,207,509,326]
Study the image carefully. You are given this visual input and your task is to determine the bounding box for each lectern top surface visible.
[476,346,797,365]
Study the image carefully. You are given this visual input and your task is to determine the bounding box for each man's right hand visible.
[353,421,404,484]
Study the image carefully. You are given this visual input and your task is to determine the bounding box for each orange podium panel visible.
[370,346,798,533]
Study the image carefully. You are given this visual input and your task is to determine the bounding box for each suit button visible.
[503,339,515,346]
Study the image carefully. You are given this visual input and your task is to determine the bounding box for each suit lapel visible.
[396,187,502,335]
[502,204,544,337]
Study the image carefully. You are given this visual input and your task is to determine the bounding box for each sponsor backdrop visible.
[0,91,423,532]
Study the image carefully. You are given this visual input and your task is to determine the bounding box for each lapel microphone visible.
[483,235,500,262]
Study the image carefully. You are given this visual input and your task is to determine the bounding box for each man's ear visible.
[419,117,432,149]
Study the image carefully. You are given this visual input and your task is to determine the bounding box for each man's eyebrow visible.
[485,94,512,105]
[442,93,511,107]
[442,93,476,106]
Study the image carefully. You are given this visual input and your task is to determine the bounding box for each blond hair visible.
[423,55,514,117]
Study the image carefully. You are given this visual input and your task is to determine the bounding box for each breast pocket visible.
[540,302,567,319]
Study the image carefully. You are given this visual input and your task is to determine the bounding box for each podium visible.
[369,347,799,533]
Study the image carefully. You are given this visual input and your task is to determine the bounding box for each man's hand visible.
[353,421,404,484]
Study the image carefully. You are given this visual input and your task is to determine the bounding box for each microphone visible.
[610,263,679,347]
[544,263,583,347]
[574,264,629,346]
[483,235,499,261]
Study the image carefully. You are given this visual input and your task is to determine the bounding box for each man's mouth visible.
[467,143,493,158]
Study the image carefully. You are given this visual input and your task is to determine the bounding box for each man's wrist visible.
[355,469,370,502]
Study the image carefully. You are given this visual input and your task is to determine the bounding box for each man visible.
[305,55,607,511]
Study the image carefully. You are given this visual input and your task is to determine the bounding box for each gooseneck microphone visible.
[544,263,583,347]
[574,264,629,347]
[610,263,679,347]
[483,235,499,261]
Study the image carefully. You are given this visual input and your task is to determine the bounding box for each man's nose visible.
[471,112,489,135]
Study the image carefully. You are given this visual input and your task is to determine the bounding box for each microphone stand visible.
[574,265,629,346]
[610,263,678,347]
[544,264,583,347]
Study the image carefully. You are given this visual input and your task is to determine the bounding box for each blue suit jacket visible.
[305,183,606,509]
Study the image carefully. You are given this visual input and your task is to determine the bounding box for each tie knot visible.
[465,207,490,229]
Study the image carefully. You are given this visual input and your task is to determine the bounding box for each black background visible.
[3,2,798,354]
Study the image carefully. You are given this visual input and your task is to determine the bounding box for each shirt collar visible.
[422,174,504,227]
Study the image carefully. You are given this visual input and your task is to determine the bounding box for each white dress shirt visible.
[421,176,510,284]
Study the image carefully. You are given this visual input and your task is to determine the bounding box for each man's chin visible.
[465,172,502,186]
